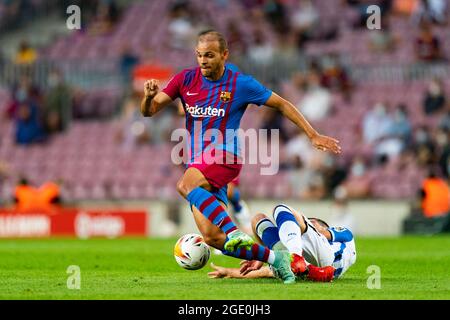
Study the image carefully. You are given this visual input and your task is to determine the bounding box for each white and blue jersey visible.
[300,217,356,279]
[328,227,357,278]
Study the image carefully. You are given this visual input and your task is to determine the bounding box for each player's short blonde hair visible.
[197,30,228,53]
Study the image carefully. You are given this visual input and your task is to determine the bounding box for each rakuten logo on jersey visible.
[185,103,225,118]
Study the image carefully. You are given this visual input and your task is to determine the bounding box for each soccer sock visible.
[273,205,303,256]
[222,243,275,264]
[187,187,237,235]
[255,218,284,250]
[230,188,242,212]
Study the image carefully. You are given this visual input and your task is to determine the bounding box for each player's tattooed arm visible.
[141,79,173,117]
[265,92,341,154]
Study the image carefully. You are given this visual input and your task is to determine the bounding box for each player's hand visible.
[208,263,229,278]
[310,133,341,154]
[239,260,263,275]
[144,79,159,98]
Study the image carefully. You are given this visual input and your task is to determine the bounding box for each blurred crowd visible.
[0,0,449,219]
[267,50,448,199]
[2,70,72,145]
[0,0,121,34]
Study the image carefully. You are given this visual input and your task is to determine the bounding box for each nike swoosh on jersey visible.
[187,91,198,96]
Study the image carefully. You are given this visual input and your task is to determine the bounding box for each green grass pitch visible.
[0,236,449,299]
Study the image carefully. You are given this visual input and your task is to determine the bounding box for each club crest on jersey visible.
[220,91,231,102]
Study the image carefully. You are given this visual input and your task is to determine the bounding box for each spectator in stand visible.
[116,94,178,149]
[149,100,180,145]
[287,155,326,200]
[4,92,19,121]
[88,0,120,35]
[419,168,450,218]
[260,108,289,143]
[393,0,420,16]
[263,0,289,34]
[115,94,151,149]
[15,99,46,145]
[290,0,319,47]
[389,104,413,147]
[119,44,140,87]
[247,29,275,65]
[413,0,448,25]
[226,20,247,56]
[14,41,37,65]
[8,75,43,118]
[296,70,331,121]
[283,129,329,200]
[339,156,372,199]
[368,14,399,54]
[43,70,72,135]
[14,178,62,212]
[320,53,353,101]
[5,76,32,120]
[285,131,326,170]
[322,155,348,197]
[372,104,412,161]
[274,32,300,62]
[167,1,197,50]
[362,102,393,145]
[423,78,446,115]
[413,125,438,166]
[414,22,444,62]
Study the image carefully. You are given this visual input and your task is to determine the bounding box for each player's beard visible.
[201,68,212,78]
[202,64,222,80]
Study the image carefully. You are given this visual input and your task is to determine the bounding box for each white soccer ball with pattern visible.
[174,233,211,270]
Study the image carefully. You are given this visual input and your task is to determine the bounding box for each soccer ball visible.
[174,233,211,270]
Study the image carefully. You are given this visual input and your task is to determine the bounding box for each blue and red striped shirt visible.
[162,64,272,164]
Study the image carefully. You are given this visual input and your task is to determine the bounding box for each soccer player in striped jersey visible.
[209,204,356,282]
[140,30,341,284]
[176,62,252,235]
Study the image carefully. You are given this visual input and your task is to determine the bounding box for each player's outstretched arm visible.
[208,263,274,279]
[140,79,173,117]
[265,92,341,154]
